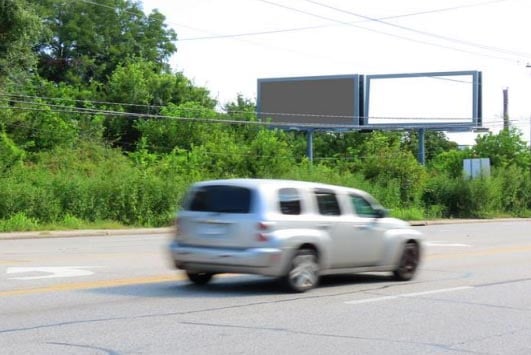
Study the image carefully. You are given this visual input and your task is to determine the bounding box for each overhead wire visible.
[2,96,527,128]
[78,0,527,63]
[302,0,531,60]
[1,105,527,161]
[255,0,524,63]
[2,93,528,149]
[1,93,487,123]
[179,0,515,42]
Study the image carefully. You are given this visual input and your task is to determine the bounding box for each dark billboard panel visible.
[257,75,362,126]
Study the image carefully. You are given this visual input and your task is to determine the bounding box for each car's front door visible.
[332,194,387,267]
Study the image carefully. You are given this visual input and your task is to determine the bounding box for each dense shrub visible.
[0,124,529,231]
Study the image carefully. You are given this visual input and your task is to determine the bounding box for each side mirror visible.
[374,208,389,218]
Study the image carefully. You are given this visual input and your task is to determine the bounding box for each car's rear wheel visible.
[186,271,214,285]
[283,248,319,292]
[393,242,420,281]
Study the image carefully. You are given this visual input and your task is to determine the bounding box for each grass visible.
[0,213,131,232]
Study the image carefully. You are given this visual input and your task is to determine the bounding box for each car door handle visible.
[317,224,330,229]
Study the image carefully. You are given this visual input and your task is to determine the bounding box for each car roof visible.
[191,178,370,197]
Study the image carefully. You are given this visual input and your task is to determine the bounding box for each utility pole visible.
[502,87,509,131]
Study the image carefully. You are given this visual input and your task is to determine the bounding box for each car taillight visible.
[174,217,182,241]
[256,221,270,242]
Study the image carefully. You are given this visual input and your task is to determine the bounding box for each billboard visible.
[257,75,363,126]
[257,71,482,131]
[364,71,482,129]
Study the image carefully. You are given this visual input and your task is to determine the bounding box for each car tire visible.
[393,242,420,281]
[186,271,214,285]
[283,248,319,293]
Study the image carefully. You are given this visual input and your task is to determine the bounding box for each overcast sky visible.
[141,0,531,144]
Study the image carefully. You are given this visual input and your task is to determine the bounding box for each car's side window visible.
[314,189,341,216]
[278,188,301,215]
[350,195,377,217]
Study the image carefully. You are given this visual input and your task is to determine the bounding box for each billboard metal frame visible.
[364,70,482,130]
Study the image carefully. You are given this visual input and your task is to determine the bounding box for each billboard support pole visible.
[306,129,314,162]
[418,128,426,165]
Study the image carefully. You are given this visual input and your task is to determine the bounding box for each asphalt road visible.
[1,220,530,354]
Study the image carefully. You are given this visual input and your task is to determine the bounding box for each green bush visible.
[0,212,39,232]
[0,121,529,232]
[493,165,531,216]
[422,173,502,218]
[0,132,25,172]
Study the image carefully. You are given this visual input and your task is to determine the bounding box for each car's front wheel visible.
[186,271,214,285]
[393,242,420,281]
[283,248,319,292]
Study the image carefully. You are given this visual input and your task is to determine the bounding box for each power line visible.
[76,0,208,35]
[2,93,163,109]
[76,0,529,64]
[2,107,527,161]
[5,101,528,127]
[302,0,531,59]
[2,94,486,122]
[255,0,524,63]
[179,0,515,41]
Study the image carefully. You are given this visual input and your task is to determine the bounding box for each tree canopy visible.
[0,0,43,87]
[34,0,177,84]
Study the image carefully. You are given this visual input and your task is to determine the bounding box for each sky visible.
[141,0,531,145]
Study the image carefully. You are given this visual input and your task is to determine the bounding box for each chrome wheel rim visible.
[289,254,318,290]
[401,244,419,273]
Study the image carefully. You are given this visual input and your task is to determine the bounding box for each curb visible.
[1,218,529,241]
[408,218,531,227]
[0,227,174,241]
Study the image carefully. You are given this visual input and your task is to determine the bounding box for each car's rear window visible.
[278,188,301,215]
[187,185,252,213]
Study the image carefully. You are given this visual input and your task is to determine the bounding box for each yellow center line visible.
[2,244,531,297]
[0,274,186,297]
[0,260,28,265]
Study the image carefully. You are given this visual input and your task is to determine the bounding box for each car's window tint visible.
[351,195,377,217]
[188,186,251,213]
[314,189,341,216]
[278,188,301,215]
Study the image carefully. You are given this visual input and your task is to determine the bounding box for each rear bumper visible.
[169,241,291,277]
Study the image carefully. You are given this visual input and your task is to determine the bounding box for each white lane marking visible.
[344,286,473,305]
[6,266,101,280]
[426,242,472,247]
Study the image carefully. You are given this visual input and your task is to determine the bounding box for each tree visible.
[103,61,215,149]
[0,0,43,87]
[473,128,530,169]
[34,0,177,84]
[357,131,427,206]
[401,130,458,162]
[223,94,256,121]
[135,102,218,153]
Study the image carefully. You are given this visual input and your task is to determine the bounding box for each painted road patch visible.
[426,242,472,247]
[6,266,102,280]
[345,286,473,305]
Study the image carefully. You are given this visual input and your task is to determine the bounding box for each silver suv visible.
[169,179,422,292]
